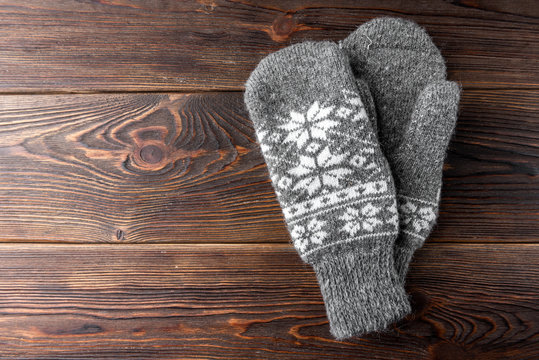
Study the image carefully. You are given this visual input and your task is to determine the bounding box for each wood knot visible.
[140,144,164,164]
[132,142,168,170]
[270,15,296,42]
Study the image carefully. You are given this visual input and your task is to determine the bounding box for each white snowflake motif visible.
[340,203,383,235]
[387,203,399,228]
[400,200,437,233]
[279,101,337,149]
[288,146,352,195]
[362,217,383,232]
[361,203,382,231]
[361,203,379,217]
[291,219,327,253]
[401,201,417,215]
[340,207,361,236]
[411,207,436,232]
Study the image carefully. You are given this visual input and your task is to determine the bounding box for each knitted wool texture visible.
[244,42,410,340]
[342,18,461,283]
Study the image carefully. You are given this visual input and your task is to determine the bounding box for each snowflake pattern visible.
[399,196,438,240]
[279,101,338,149]
[291,218,328,253]
[340,201,397,236]
[288,146,351,195]
[256,90,398,258]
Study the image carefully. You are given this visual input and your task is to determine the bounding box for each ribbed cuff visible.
[394,234,424,284]
[312,246,411,340]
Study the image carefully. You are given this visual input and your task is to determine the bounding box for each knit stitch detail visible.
[343,18,460,288]
[255,93,398,260]
[398,195,439,242]
[244,41,409,339]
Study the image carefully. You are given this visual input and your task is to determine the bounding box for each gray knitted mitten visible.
[244,41,410,339]
[342,17,460,283]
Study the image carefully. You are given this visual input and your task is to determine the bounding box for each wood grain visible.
[0,0,537,92]
[438,88,539,242]
[0,1,537,359]
[0,243,536,359]
[0,91,537,243]
[0,93,286,243]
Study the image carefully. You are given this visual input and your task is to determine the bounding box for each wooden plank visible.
[0,243,536,359]
[0,93,285,243]
[0,91,537,243]
[0,0,537,92]
[438,88,539,242]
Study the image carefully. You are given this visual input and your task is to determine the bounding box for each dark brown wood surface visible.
[0,90,537,243]
[0,0,537,359]
[0,243,537,359]
[0,0,537,92]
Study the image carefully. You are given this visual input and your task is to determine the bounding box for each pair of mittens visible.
[244,17,460,339]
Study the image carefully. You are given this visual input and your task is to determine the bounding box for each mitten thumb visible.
[391,80,460,198]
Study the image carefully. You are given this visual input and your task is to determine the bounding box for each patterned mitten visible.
[244,41,411,339]
[342,17,460,283]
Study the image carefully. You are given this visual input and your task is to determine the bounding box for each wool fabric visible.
[342,17,461,283]
[244,41,411,339]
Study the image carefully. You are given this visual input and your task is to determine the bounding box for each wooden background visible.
[0,1,537,359]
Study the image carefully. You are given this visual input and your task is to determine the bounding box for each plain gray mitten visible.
[342,17,460,283]
[244,42,410,339]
